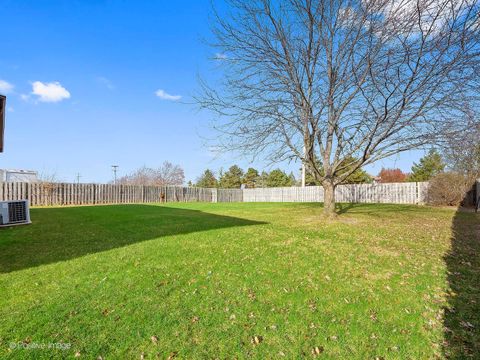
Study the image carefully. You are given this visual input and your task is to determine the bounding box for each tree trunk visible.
[323,181,336,217]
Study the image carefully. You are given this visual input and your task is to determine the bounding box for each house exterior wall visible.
[0,169,38,183]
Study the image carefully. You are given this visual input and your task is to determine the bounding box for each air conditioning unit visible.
[0,200,31,227]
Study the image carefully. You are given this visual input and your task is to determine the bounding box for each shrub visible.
[378,168,408,183]
[426,173,474,206]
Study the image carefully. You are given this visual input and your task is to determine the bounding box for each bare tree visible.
[117,162,185,186]
[443,111,480,179]
[36,170,63,206]
[38,170,62,183]
[197,0,480,216]
[157,161,185,186]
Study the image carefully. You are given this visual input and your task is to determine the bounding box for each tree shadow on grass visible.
[336,202,355,215]
[335,202,429,215]
[443,207,480,358]
[0,204,266,273]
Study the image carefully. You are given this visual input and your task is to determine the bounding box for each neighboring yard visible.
[0,203,478,359]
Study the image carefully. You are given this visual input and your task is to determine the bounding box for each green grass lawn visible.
[0,203,478,359]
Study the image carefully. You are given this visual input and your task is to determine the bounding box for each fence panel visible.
[243,182,428,204]
[217,189,243,202]
[0,183,216,206]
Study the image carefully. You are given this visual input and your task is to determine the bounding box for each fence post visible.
[415,182,420,205]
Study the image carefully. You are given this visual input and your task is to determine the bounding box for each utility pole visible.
[75,173,81,184]
[0,95,6,153]
[301,145,306,187]
[111,165,119,185]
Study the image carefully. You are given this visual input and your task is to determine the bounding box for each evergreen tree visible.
[218,165,244,188]
[288,172,296,185]
[305,156,371,185]
[196,169,218,188]
[258,171,269,188]
[408,149,445,182]
[345,166,371,184]
[305,165,321,186]
[243,168,259,188]
[266,169,294,187]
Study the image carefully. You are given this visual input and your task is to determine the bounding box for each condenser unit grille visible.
[7,201,28,223]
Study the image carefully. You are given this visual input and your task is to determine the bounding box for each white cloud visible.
[214,53,228,60]
[31,81,71,103]
[363,0,471,36]
[0,80,14,94]
[96,76,114,90]
[7,106,14,112]
[155,89,181,101]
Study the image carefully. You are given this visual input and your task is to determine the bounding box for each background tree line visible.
[372,138,480,208]
[194,166,296,189]
[117,162,185,186]
[193,149,452,189]
[377,148,446,183]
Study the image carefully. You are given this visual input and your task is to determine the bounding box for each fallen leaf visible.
[311,346,324,356]
[460,321,475,329]
[251,335,263,345]
[167,351,178,360]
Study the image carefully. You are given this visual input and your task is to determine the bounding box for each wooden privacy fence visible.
[243,182,429,204]
[0,182,216,206]
[0,181,429,206]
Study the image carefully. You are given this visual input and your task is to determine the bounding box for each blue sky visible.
[0,0,424,184]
